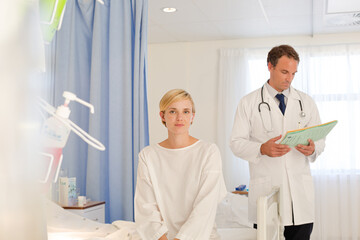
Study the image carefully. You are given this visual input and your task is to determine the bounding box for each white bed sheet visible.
[45,198,140,240]
[216,192,252,229]
[218,228,256,240]
[216,192,256,240]
[46,192,255,240]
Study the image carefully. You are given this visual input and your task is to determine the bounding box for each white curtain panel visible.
[217,49,251,191]
[218,44,360,239]
[313,173,360,240]
[297,44,360,240]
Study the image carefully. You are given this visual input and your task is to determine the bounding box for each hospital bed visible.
[46,188,281,240]
[216,187,281,240]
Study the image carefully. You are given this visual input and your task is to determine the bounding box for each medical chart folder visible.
[280,120,338,147]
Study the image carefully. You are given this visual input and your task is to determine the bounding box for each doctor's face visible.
[160,99,194,136]
[268,56,298,92]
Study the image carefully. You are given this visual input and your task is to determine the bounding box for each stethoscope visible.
[258,85,306,132]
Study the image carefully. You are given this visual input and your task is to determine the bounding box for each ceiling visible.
[148,0,360,44]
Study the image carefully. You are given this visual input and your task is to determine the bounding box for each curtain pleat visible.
[51,0,149,223]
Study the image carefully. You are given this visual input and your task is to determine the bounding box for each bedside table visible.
[232,190,249,196]
[61,201,106,223]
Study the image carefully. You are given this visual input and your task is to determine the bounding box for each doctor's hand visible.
[295,139,315,156]
[260,135,291,157]
[159,234,168,240]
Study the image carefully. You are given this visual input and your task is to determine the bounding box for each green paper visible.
[280,120,338,147]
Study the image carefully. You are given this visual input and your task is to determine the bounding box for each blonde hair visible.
[159,89,195,126]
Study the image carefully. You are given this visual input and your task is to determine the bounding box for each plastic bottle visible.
[38,91,104,194]
[41,106,71,148]
[40,102,71,193]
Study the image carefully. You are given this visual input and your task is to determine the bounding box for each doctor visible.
[230,45,325,240]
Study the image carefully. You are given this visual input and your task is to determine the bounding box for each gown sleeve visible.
[175,144,227,240]
[134,150,168,240]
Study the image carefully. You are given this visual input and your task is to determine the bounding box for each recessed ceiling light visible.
[162,7,177,13]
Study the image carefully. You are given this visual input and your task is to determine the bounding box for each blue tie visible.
[276,93,286,115]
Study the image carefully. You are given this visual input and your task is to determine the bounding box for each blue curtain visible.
[51,0,148,222]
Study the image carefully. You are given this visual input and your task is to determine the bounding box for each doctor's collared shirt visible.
[265,81,290,105]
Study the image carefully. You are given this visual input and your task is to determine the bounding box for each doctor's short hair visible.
[267,45,300,67]
[159,89,195,126]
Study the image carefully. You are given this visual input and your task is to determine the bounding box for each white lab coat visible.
[230,85,325,226]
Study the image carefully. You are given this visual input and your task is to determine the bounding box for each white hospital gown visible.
[135,140,227,240]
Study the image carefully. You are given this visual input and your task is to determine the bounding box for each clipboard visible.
[280,120,338,147]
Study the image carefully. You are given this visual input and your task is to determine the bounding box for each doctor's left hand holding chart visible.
[134,89,227,240]
[229,45,326,240]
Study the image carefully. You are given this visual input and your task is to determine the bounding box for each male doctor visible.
[229,45,325,240]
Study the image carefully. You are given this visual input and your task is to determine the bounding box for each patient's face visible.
[161,99,194,136]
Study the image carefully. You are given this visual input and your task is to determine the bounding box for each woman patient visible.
[135,89,227,240]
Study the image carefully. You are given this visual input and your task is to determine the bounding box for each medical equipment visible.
[217,188,281,240]
[39,0,68,43]
[258,85,306,132]
[38,91,105,191]
[39,0,105,43]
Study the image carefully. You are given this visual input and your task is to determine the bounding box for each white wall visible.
[147,32,360,145]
